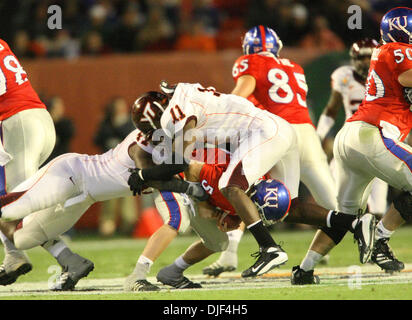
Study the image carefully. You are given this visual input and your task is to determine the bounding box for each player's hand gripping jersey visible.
[232,53,313,125]
[0,39,46,120]
[348,43,412,141]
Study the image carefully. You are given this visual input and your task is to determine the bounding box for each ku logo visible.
[388,16,408,31]
[263,187,279,208]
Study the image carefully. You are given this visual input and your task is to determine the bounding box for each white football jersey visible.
[160,83,278,144]
[331,65,365,120]
[78,129,152,202]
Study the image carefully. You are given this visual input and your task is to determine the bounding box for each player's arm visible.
[143,161,208,200]
[231,75,256,98]
[398,69,412,87]
[316,89,343,141]
[127,119,198,195]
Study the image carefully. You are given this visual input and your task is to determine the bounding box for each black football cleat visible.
[0,262,32,286]
[290,265,320,285]
[371,238,405,273]
[130,279,160,292]
[353,213,376,264]
[241,245,288,278]
[202,262,236,277]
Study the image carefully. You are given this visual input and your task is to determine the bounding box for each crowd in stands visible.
[0,0,407,59]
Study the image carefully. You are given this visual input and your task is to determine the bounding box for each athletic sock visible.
[375,220,394,240]
[175,255,191,270]
[247,220,275,248]
[42,239,72,267]
[300,250,324,272]
[328,211,357,232]
[132,255,154,280]
[217,229,243,266]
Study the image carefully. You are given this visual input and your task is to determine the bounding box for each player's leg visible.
[365,132,412,272]
[202,223,245,277]
[124,191,191,292]
[0,108,56,284]
[12,198,95,290]
[0,154,83,221]
[219,121,295,277]
[157,201,229,289]
[367,178,389,215]
[293,123,337,211]
[292,123,376,284]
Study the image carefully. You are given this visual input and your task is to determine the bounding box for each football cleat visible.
[202,262,236,277]
[371,238,405,273]
[157,275,202,289]
[157,266,202,289]
[241,245,288,278]
[0,251,32,286]
[50,255,94,291]
[353,213,376,264]
[130,279,160,292]
[290,265,320,285]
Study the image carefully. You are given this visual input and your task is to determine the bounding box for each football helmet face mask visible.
[250,179,291,226]
[380,7,412,44]
[242,25,283,57]
[349,38,378,79]
[131,91,169,138]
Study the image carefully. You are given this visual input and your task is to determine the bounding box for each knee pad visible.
[393,191,412,221]
[320,226,348,245]
[14,216,48,250]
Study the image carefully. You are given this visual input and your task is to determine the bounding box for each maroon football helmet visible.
[349,38,379,79]
[131,91,169,137]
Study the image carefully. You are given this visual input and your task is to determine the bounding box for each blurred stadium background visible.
[0,0,408,238]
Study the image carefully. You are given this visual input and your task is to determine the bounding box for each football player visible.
[292,7,412,284]
[203,25,338,277]
[127,82,375,280]
[314,38,402,273]
[317,38,389,217]
[0,38,92,288]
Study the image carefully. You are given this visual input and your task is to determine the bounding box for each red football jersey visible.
[348,42,412,141]
[232,53,313,125]
[195,148,236,215]
[0,39,46,120]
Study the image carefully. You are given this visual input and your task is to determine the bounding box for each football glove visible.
[404,87,412,105]
[128,168,146,196]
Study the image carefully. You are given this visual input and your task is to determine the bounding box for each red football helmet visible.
[349,38,379,79]
[131,91,169,137]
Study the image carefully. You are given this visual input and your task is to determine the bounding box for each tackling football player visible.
[0,92,208,291]
[292,7,412,284]
[204,25,338,277]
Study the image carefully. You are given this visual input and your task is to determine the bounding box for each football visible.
[221,213,242,230]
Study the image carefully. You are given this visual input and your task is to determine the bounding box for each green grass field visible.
[2,225,412,300]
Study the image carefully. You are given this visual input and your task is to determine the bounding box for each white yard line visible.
[1,264,412,297]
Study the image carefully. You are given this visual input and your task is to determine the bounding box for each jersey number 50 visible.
[268,68,308,107]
